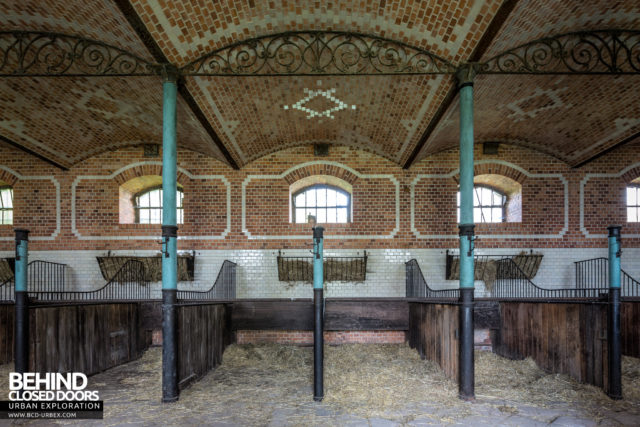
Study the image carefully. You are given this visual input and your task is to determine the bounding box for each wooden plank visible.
[231,301,313,330]
[324,300,408,330]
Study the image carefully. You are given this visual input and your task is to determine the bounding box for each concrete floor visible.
[1,345,639,426]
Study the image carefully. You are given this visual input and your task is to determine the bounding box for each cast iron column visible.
[161,65,179,403]
[607,225,622,399]
[457,65,476,401]
[313,226,324,401]
[14,229,29,380]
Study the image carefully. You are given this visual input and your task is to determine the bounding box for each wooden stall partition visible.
[177,303,231,390]
[622,302,640,358]
[408,302,459,381]
[28,303,150,375]
[0,304,13,365]
[492,302,608,390]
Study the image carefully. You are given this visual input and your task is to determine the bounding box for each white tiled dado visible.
[1,248,639,299]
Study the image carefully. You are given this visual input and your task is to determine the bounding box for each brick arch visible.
[620,164,640,183]
[452,161,528,185]
[112,163,188,187]
[0,168,19,186]
[283,163,359,186]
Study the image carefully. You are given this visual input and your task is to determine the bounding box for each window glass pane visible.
[295,193,306,207]
[1,189,10,208]
[139,209,149,223]
[5,210,12,224]
[306,208,316,222]
[306,189,316,206]
[629,207,637,223]
[481,188,492,205]
[482,208,492,222]
[153,208,162,224]
[317,188,327,207]
[629,187,638,206]
[139,192,149,207]
[473,208,482,223]
[492,207,503,222]
[177,208,183,224]
[295,208,306,223]
[327,189,337,206]
[326,208,337,223]
[473,189,481,206]
[336,191,347,206]
[456,208,460,223]
[177,190,183,208]
[317,208,327,223]
[337,208,348,223]
[456,192,460,206]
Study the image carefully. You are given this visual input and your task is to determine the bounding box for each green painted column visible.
[607,225,622,399]
[161,65,179,403]
[14,229,29,380]
[457,65,476,401]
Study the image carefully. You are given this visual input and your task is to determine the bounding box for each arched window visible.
[292,184,350,224]
[457,185,506,223]
[134,186,184,224]
[628,185,640,222]
[0,186,13,225]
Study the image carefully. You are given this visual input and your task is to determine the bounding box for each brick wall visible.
[0,140,638,296]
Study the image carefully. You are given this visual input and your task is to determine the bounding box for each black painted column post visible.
[14,228,29,379]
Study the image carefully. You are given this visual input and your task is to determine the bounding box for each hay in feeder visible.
[97,255,194,282]
[0,258,13,284]
[277,258,312,282]
[324,258,367,282]
[513,251,543,279]
[448,258,499,291]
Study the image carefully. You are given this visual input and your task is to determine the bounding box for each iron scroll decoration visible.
[480,30,640,74]
[180,31,457,76]
[1,30,639,77]
[0,31,157,76]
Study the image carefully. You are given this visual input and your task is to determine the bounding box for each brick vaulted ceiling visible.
[0,0,639,169]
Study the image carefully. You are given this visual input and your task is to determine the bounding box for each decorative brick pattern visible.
[0,77,227,168]
[130,0,502,67]
[418,74,640,166]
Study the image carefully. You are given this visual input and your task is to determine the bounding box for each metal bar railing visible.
[0,260,69,302]
[405,259,459,300]
[575,257,640,298]
[0,278,13,302]
[492,258,607,300]
[29,260,149,302]
[277,251,367,283]
[177,260,237,301]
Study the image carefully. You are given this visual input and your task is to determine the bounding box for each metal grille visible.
[29,260,149,301]
[491,258,606,300]
[277,251,367,283]
[445,251,543,281]
[405,259,459,300]
[575,257,640,298]
[0,260,68,302]
[177,260,237,301]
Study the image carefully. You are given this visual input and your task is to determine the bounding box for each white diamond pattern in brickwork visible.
[284,88,356,120]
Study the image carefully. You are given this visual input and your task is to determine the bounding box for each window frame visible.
[291,184,351,224]
[457,184,507,224]
[133,185,184,225]
[0,186,13,225]
[627,184,640,223]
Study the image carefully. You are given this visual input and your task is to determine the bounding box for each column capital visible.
[456,64,477,88]
[607,225,622,237]
[161,64,180,83]
[14,228,29,242]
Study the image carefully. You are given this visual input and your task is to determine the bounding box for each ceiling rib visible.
[112,0,240,170]
[402,0,520,169]
[0,134,68,170]
[573,130,640,168]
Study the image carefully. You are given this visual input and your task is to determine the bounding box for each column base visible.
[459,288,475,401]
[162,289,178,403]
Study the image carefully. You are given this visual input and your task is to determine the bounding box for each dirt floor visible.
[0,344,639,426]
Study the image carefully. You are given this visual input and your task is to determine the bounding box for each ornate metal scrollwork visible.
[181,31,456,76]
[0,31,157,76]
[479,30,640,74]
